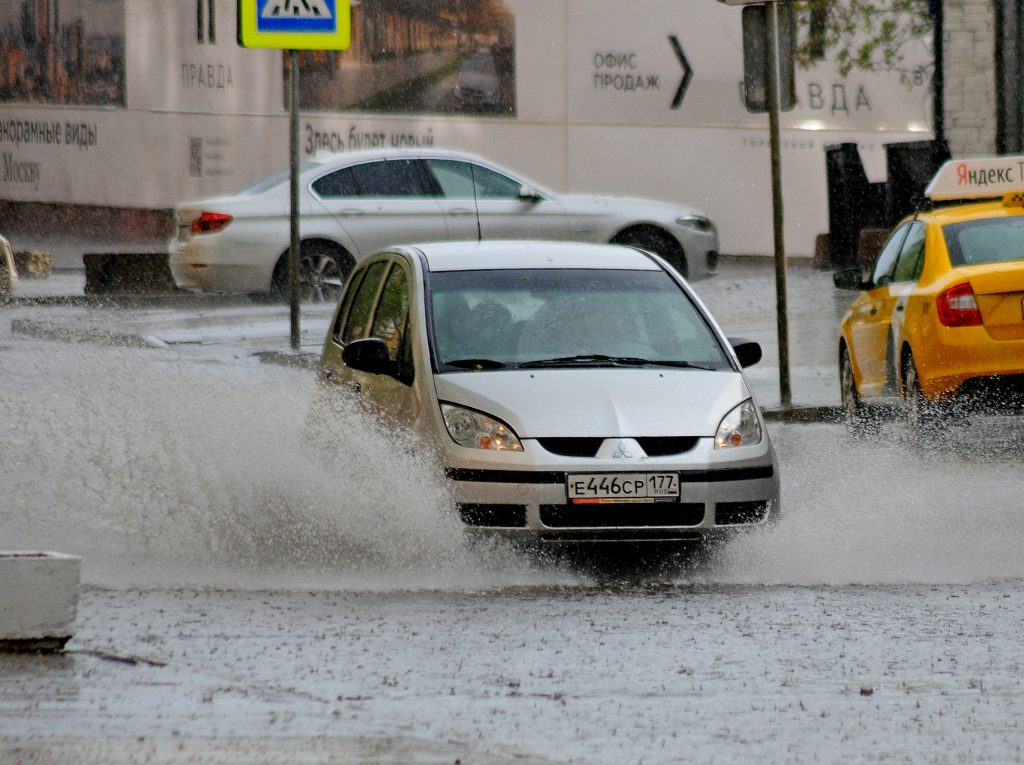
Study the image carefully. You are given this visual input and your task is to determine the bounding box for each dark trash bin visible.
[825,143,887,268]
[884,139,951,222]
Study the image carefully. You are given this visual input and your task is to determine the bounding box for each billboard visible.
[295,0,516,117]
[0,0,125,106]
[0,0,934,257]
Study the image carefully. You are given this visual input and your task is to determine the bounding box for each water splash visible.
[716,421,1024,585]
[0,337,563,590]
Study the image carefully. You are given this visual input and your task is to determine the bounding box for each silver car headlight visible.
[675,215,716,234]
[714,399,762,449]
[440,403,523,451]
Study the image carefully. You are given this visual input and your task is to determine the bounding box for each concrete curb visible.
[762,405,843,423]
[11,317,163,349]
[253,350,320,369]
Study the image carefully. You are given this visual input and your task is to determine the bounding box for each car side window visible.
[313,160,435,198]
[871,223,911,286]
[312,167,358,198]
[892,222,926,283]
[425,159,524,200]
[351,159,434,198]
[339,261,388,344]
[370,264,410,363]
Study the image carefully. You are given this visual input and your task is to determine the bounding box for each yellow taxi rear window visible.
[943,217,1024,267]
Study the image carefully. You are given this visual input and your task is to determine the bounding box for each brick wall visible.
[943,0,998,156]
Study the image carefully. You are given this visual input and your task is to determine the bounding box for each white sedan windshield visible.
[429,268,730,370]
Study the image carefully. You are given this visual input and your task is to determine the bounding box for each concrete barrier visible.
[83,253,178,295]
[0,236,17,295]
[0,551,81,652]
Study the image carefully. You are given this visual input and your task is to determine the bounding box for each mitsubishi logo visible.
[612,441,633,459]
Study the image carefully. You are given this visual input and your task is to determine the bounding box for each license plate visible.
[567,473,679,504]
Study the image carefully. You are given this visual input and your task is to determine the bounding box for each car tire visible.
[616,229,688,279]
[902,351,944,437]
[840,346,876,438]
[272,243,348,304]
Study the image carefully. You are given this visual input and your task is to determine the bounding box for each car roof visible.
[397,241,663,272]
[919,199,1024,226]
[308,146,499,171]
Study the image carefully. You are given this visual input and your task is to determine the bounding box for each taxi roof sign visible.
[238,0,350,50]
[925,156,1024,201]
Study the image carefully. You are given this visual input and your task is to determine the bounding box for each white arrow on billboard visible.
[261,0,332,18]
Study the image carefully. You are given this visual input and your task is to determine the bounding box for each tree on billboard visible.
[793,0,933,85]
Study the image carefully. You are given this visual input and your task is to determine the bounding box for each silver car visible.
[315,241,779,552]
[169,148,718,302]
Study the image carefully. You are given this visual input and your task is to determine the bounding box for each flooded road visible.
[4,291,1024,763]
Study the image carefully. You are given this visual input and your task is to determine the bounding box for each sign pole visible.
[288,48,300,351]
[766,1,792,408]
[237,2,350,352]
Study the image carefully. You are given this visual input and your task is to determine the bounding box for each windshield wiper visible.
[520,354,717,370]
[445,358,512,370]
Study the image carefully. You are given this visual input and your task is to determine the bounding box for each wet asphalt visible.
[9,258,1024,764]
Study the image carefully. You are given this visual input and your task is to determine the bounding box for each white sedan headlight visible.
[714,400,762,449]
[440,403,523,451]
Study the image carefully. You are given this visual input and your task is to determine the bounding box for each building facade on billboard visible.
[0,0,941,259]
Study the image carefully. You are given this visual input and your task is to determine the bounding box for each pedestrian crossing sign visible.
[238,0,350,50]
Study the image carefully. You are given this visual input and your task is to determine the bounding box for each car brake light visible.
[936,282,982,327]
[190,211,233,235]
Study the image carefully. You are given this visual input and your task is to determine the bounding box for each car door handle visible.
[338,209,365,216]
[447,208,475,216]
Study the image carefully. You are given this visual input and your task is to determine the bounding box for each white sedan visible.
[169,148,719,302]
[315,240,778,552]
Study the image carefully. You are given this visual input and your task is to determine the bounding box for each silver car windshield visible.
[429,268,730,371]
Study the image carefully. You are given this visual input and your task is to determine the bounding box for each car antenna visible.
[910,193,927,220]
[469,162,483,242]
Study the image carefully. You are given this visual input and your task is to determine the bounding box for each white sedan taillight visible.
[190,211,233,235]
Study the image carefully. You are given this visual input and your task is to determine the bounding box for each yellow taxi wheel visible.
[902,352,946,434]
[840,347,876,437]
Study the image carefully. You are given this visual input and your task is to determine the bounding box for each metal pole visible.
[932,0,945,149]
[288,49,301,351]
[766,1,792,408]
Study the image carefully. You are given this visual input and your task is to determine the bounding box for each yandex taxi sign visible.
[925,155,1024,201]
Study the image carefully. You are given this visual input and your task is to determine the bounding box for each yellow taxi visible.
[834,156,1024,432]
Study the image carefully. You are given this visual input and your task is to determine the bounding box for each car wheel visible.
[272,244,348,304]
[617,229,688,279]
[902,351,944,436]
[840,346,876,438]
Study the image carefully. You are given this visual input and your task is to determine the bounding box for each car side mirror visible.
[833,268,872,291]
[518,185,542,203]
[728,337,762,369]
[342,337,396,376]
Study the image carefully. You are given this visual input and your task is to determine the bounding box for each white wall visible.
[0,0,934,256]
